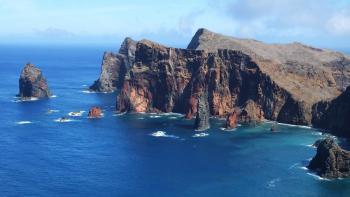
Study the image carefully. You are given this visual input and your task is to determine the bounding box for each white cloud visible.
[327,12,350,35]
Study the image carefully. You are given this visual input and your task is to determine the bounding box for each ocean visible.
[0,45,349,196]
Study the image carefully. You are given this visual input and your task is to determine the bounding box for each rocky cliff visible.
[18,63,51,99]
[308,138,350,179]
[312,87,350,138]
[105,28,350,127]
[90,38,137,92]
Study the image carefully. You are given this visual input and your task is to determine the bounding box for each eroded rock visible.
[308,138,350,179]
[18,63,51,99]
[88,107,102,118]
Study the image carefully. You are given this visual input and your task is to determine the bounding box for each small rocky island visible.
[308,138,350,179]
[18,63,51,99]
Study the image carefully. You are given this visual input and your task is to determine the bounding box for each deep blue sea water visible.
[0,45,349,197]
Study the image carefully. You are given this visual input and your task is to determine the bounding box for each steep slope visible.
[18,63,51,99]
[90,38,137,92]
[188,28,349,101]
[312,86,350,138]
[116,40,313,125]
[113,28,350,126]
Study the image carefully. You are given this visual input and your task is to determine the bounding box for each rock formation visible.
[90,38,137,92]
[308,138,350,179]
[239,100,264,125]
[312,86,350,138]
[194,91,210,131]
[18,63,51,99]
[88,107,102,118]
[111,28,350,128]
[225,111,238,130]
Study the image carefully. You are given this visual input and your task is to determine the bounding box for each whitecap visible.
[50,95,57,98]
[82,84,88,87]
[267,178,280,188]
[150,115,161,118]
[16,121,32,125]
[220,127,237,131]
[12,97,39,102]
[192,133,209,138]
[307,173,330,181]
[168,116,178,119]
[299,166,308,170]
[277,122,312,129]
[54,118,76,123]
[150,131,179,139]
[46,109,60,114]
[137,117,145,120]
[68,111,85,117]
[81,90,95,94]
[113,112,126,116]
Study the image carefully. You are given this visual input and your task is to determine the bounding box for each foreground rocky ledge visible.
[18,63,51,99]
[308,138,350,179]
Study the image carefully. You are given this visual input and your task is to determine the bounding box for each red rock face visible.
[115,39,338,126]
[88,107,102,118]
[225,111,238,129]
[239,100,264,124]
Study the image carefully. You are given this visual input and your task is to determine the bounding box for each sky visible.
[0,0,350,49]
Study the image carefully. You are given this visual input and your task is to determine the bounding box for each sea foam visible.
[16,121,32,125]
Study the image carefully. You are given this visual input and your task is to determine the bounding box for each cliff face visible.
[18,63,51,99]
[111,28,350,127]
[312,87,350,138]
[116,40,315,125]
[90,38,137,92]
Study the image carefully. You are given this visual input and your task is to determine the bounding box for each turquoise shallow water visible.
[0,45,349,196]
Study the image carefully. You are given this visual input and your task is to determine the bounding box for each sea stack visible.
[194,91,210,131]
[225,111,238,130]
[18,63,51,99]
[308,138,350,179]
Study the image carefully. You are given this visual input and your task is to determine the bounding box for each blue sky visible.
[1,0,350,49]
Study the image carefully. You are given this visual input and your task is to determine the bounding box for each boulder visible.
[18,63,51,99]
[88,107,102,118]
[308,138,350,179]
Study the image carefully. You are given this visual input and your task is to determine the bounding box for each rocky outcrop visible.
[239,100,264,124]
[312,87,350,138]
[225,111,238,129]
[194,91,210,131]
[18,63,51,99]
[308,138,350,179]
[88,107,102,118]
[114,28,350,127]
[90,38,137,92]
